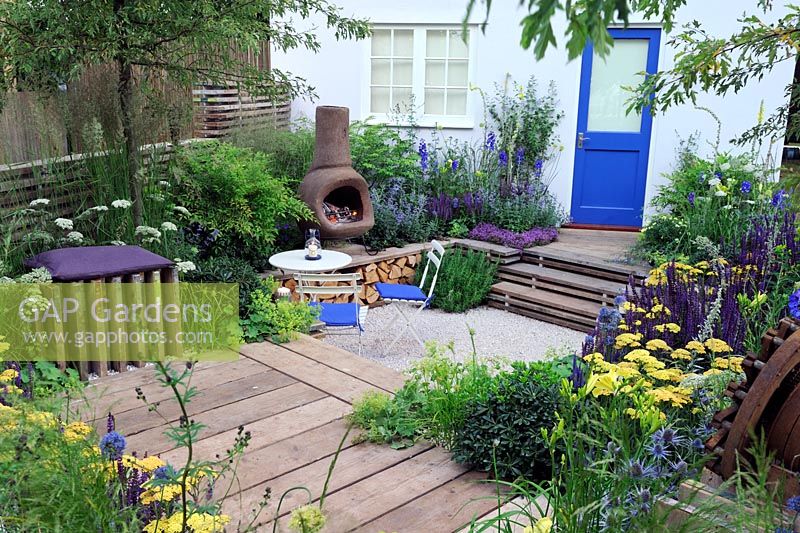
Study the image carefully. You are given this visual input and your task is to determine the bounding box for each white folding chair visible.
[294,273,369,355]
[375,240,446,352]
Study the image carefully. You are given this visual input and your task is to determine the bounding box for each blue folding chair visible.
[294,273,368,355]
[376,240,446,352]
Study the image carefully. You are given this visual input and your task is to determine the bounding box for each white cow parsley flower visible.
[54,218,74,230]
[29,198,50,207]
[173,206,191,217]
[112,199,132,209]
[110,240,127,246]
[176,260,196,273]
[160,221,178,232]
[65,231,84,243]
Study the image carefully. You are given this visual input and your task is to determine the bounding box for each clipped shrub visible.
[183,255,263,318]
[171,141,312,256]
[425,248,498,313]
[450,361,562,480]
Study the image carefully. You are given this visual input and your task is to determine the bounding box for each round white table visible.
[268,249,353,273]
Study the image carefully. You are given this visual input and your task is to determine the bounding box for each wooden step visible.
[521,248,648,284]
[454,239,522,264]
[497,263,625,304]
[487,300,594,333]
[489,281,601,331]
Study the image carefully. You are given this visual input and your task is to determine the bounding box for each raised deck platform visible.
[79,335,501,532]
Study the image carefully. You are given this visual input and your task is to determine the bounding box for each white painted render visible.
[273,1,795,224]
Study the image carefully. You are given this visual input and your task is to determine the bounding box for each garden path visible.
[80,335,502,532]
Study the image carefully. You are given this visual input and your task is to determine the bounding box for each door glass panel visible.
[393,59,412,85]
[426,30,447,57]
[587,39,648,132]
[449,30,469,58]
[394,30,414,57]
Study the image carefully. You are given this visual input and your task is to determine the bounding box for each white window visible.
[368,26,474,127]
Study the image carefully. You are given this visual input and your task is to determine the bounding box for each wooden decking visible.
[78,335,501,532]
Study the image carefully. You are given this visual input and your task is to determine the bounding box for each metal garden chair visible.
[375,240,446,353]
[294,272,368,355]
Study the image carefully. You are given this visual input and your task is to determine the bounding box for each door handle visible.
[577,132,590,149]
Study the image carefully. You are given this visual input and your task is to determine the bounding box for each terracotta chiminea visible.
[299,106,374,240]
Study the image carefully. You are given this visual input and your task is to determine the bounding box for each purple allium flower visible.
[789,288,800,319]
[451,159,459,171]
[499,150,508,167]
[741,180,752,194]
[613,294,626,306]
[100,431,126,460]
[688,192,696,206]
[515,146,525,165]
[485,131,496,152]
[418,140,429,171]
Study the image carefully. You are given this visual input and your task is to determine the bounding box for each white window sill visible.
[364,115,475,130]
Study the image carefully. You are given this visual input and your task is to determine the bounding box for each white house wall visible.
[274,1,795,223]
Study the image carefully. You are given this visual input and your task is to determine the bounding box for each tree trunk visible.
[117,57,143,227]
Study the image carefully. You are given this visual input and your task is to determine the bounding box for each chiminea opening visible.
[323,186,364,224]
[299,106,375,239]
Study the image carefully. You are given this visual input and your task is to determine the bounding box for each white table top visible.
[268,249,353,272]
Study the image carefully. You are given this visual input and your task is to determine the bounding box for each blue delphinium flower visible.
[688,192,696,206]
[451,159,459,171]
[485,131,496,152]
[772,189,787,209]
[499,150,508,167]
[785,495,800,512]
[569,353,586,389]
[418,140,429,171]
[515,146,525,165]
[789,288,800,319]
[714,171,723,180]
[741,180,752,194]
[100,431,126,460]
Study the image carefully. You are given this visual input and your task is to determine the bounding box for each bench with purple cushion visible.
[24,246,177,379]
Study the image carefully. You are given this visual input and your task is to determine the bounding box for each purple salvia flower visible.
[107,412,115,433]
[688,192,696,207]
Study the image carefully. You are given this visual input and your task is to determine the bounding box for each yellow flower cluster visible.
[0,368,18,384]
[654,323,681,334]
[712,356,744,373]
[614,333,643,349]
[670,349,692,361]
[64,421,94,442]
[705,338,732,354]
[143,512,230,533]
[648,386,692,407]
[524,517,553,533]
[645,339,672,352]
[645,260,728,287]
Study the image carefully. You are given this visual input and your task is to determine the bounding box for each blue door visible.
[570,28,661,227]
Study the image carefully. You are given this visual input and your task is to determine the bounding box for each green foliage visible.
[350,121,421,188]
[637,133,779,264]
[229,122,316,187]
[183,255,264,318]
[240,282,319,343]
[349,389,423,449]
[425,249,497,313]
[172,141,312,254]
[451,361,561,480]
[493,192,566,233]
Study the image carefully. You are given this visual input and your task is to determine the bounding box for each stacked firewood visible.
[281,252,422,305]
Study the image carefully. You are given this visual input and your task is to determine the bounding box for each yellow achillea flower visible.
[646,269,668,286]
[712,356,744,373]
[648,386,692,407]
[615,333,643,349]
[704,338,732,353]
[647,368,685,383]
[670,349,692,361]
[0,369,18,383]
[645,304,671,319]
[63,421,93,442]
[143,512,230,533]
[645,339,672,352]
[289,505,326,533]
[615,364,641,379]
[137,455,166,473]
[685,341,706,354]
[140,482,184,505]
[655,323,681,334]
[621,301,638,312]
[703,368,723,377]
[618,323,630,331]
[583,352,605,365]
[624,350,666,372]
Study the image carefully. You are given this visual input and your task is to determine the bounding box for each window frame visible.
[363,24,477,129]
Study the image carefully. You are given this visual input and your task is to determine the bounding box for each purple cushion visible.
[24,246,175,281]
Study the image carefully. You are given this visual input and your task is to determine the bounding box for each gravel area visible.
[321,304,587,371]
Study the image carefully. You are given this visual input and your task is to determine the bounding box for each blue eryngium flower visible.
[741,180,752,194]
[100,431,126,460]
[789,288,800,319]
[647,441,670,461]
